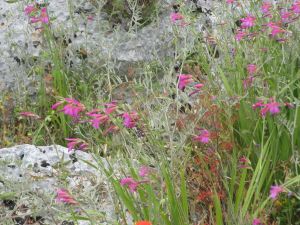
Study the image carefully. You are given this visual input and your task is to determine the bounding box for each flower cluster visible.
[233,1,300,42]
[120,166,151,192]
[52,98,85,119]
[51,98,140,151]
[177,74,204,96]
[252,98,281,117]
[24,4,49,25]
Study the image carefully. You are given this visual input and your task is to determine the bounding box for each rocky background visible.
[0,0,220,93]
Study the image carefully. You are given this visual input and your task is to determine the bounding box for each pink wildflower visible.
[252,218,262,225]
[240,15,256,29]
[120,177,139,192]
[189,83,204,96]
[291,0,300,14]
[178,74,193,90]
[266,22,285,37]
[261,2,272,15]
[270,185,284,199]
[30,17,40,23]
[24,5,36,15]
[194,129,211,144]
[61,98,85,119]
[170,12,184,23]
[104,101,118,114]
[29,7,49,24]
[51,101,64,110]
[247,64,257,74]
[122,111,138,128]
[139,166,150,177]
[19,111,40,119]
[235,30,247,41]
[252,100,264,109]
[281,11,292,23]
[260,99,280,117]
[87,112,110,129]
[56,188,78,204]
[40,7,49,24]
[226,0,235,4]
[194,83,204,89]
[65,138,88,152]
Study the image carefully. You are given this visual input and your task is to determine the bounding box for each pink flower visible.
[281,11,292,23]
[266,22,285,37]
[247,64,257,74]
[139,166,150,177]
[270,185,284,199]
[252,100,264,109]
[40,7,49,24]
[291,0,300,14]
[56,188,78,204]
[261,100,280,117]
[170,12,184,23]
[226,0,235,4]
[261,2,272,15]
[194,129,210,144]
[235,30,247,41]
[30,17,40,23]
[194,83,204,89]
[87,112,110,129]
[189,83,204,96]
[51,101,64,110]
[122,111,138,128]
[120,177,139,192]
[252,218,262,225]
[178,74,193,90]
[61,98,85,119]
[19,111,40,119]
[240,15,256,29]
[65,138,88,152]
[29,7,49,24]
[104,101,117,114]
[253,99,280,117]
[24,5,36,15]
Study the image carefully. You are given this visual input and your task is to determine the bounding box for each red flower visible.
[135,221,152,225]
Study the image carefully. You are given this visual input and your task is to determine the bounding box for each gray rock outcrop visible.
[0,144,116,224]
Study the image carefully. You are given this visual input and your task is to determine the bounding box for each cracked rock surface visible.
[0,144,117,224]
[0,0,220,94]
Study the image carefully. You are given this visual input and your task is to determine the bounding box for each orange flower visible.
[135,221,152,225]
